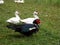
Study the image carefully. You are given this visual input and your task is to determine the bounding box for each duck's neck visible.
[15,14,20,19]
[33,14,39,19]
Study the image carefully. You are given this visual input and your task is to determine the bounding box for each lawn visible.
[0,0,60,45]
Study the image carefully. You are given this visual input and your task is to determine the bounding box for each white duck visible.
[6,11,20,24]
[14,0,24,3]
[0,0,4,4]
[20,11,40,24]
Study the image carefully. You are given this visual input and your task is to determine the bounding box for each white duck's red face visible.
[33,19,40,24]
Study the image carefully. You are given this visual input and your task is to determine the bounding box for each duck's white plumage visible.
[20,18,35,24]
[14,0,24,3]
[6,11,20,24]
[20,11,39,24]
[0,0,4,4]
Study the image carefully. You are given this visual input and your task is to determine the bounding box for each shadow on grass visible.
[7,34,25,39]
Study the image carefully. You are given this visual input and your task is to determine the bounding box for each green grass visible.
[0,0,60,45]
